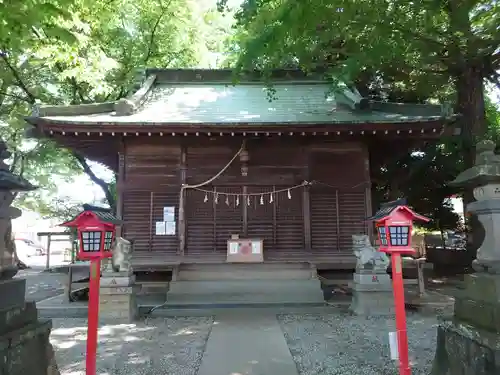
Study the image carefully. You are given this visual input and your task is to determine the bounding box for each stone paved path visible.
[197,312,299,375]
[15,268,65,302]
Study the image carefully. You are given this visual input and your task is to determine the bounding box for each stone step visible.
[176,262,314,281]
[167,279,325,305]
[142,304,336,317]
[168,279,321,295]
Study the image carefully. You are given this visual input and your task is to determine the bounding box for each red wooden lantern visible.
[60,205,121,260]
[371,198,430,255]
[59,204,121,375]
[368,198,430,375]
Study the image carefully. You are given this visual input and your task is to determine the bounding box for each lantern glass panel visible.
[81,231,102,252]
[104,231,114,250]
[378,227,388,246]
[388,225,410,246]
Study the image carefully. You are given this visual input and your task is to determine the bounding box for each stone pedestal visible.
[0,280,60,375]
[100,271,139,322]
[431,274,500,375]
[0,279,26,311]
[431,141,500,374]
[350,271,394,315]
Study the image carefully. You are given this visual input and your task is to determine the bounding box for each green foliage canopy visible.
[1,0,219,218]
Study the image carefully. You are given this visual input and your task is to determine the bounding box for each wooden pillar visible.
[115,152,125,237]
[148,192,154,252]
[335,190,340,252]
[242,185,248,237]
[178,145,187,255]
[213,187,217,252]
[303,165,312,251]
[45,234,52,271]
[272,185,277,245]
[362,143,374,241]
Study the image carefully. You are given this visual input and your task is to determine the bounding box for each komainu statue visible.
[352,234,390,273]
[112,236,133,273]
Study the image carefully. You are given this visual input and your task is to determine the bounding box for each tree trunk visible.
[456,64,487,163]
[455,64,487,262]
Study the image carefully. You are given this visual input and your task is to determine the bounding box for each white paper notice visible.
[229,242,239,254]
[155,221,166,235]
[165,221,176,235]
[163,206,175,222]
[251,241,261,254]
[388,332,399,360]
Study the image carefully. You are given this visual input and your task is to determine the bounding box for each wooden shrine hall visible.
[25,69,456,277]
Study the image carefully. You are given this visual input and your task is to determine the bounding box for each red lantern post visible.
[368,199,430,375]
[60,205,121,375]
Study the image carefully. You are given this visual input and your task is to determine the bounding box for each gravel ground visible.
[50,317,214,375]
[278,311,438,375]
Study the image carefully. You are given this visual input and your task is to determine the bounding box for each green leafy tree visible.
[224,0,499,156]
[222,0,500,261]
[1,0,208,216]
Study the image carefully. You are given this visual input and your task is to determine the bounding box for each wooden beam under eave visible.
[36,117,447,135]
[49,134,119,171]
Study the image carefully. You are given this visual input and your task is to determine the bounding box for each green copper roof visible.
[28,69,455,126]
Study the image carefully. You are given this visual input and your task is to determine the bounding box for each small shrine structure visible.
[24,69,457,300]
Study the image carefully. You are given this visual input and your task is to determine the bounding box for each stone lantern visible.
[0,140,36,286]
[431,140,500,374]
[0,139,60,375]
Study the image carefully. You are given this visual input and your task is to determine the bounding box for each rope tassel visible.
[194,181,310,206]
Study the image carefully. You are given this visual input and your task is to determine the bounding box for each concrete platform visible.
[197,312,299,375]
[36,293,165,318]
[36,291,333,318]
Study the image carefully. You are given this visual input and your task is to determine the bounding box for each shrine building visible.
[25,69,456,289]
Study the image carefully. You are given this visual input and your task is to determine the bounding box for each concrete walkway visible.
[197,312,299,375]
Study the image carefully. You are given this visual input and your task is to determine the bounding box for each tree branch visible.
[0,52,36,104]
[0,91,32,103]
[143,0,172,64]
[72,152,116,211]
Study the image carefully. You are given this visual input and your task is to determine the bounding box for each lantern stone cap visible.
[450,140,500,188]
[0,139,37,191]
[367,198,430,223]
[0,170,37,191]
[60,204,123,227]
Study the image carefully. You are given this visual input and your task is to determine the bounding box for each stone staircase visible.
[164,262,325,308]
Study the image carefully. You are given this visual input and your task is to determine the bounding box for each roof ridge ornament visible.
[334,84,370,111]
[32,100,42,117]
[114,74,157,116]
[440,102,453,117]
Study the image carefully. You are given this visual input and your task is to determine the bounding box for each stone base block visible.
[0,301,37,335]
[100,285,139,322]
[453,274,500,333]
[0,278,26,311]
[0,305,59,375]
[350,290,395,315]
[461,273,500,302]
[431,318,500,375]
[349,273,394,315]
[100,273,135,287]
